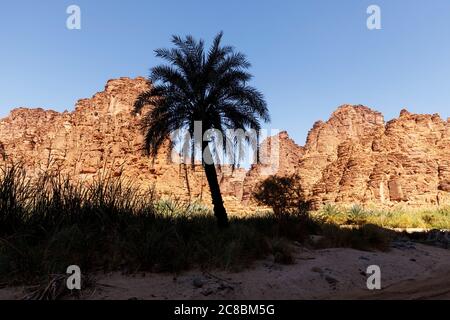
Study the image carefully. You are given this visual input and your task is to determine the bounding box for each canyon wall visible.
[0,77,248,213]
[1,77,449,212]
[245,105,450,208]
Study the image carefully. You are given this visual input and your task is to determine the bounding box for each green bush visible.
[347,205,369,225]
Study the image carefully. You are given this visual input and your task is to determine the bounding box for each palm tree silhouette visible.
[134,32,269,228]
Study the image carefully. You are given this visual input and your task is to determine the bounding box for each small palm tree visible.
[134,32,270,228]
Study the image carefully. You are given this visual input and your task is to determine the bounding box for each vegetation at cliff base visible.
[0,163,394,288]
[316,204,450,230]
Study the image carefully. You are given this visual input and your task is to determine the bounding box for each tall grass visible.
[315,204,450,230]
[0,163,395,288]
[0,163,314,286]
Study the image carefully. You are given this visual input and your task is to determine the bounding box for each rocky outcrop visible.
[244,105,450,209]
[0,77,248,213]
[1,77,449,212]
[241,131,304,202]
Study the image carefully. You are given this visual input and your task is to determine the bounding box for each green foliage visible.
[0,163,403,287]
[318,204,344,224]
[322,204,342,216]
[134,32,270,161]
[0,164,312,285]
[315,204,450,229]
[347,205,368,225]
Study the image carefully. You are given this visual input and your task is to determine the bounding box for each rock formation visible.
[1,77,449,212]
[244,105,450,209]
[0,77,248,213]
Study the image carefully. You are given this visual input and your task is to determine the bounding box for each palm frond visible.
[135,32,270,167]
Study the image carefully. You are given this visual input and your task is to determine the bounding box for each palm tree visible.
[134,32,270,228]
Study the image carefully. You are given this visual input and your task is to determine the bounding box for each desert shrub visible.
[253,174,310,219]
[315,224,393,252]
[421,214,435,226]
[270,238,295,264]
[437,207,450,217]
[322,204,341,216]
[346,205,369,225]
[317,204,370,226]
[317,204,345,224]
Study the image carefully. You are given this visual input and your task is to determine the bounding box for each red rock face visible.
[241,131,305,203]
[1,78,449,212]
[245,104,450,209]
[0,77,251,214]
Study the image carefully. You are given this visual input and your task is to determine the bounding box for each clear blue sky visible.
[1,0,450,145]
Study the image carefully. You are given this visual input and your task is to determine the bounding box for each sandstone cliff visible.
[1,77,449,212]
[244,105,450,208]
[0,77,247,213]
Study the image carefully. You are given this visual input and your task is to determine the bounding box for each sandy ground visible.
[1,243,449,300]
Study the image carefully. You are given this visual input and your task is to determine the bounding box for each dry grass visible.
[315,204,450,230]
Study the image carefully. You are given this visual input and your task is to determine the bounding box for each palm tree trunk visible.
[202,141,229,229]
